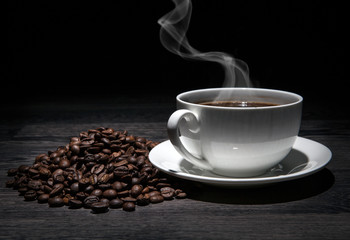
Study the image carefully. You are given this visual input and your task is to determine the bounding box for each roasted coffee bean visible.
[49,183,64,197]
[52,169,65,183]
[135,149,148,156]
[76,192,88,200]
[148,178,159,186]
[71,137,80,142]
[150,195,164,204]
[81,138,94,145]
[56,148,66,157]
[111,181,124,191]
[6,179,15,188]
[36,190,45,196]
[68,199,83,209]
[91,202,109,213]
[94,132,102,141]
[88,129,99,134]
[91,189,103,197]
[125,135,136,143]
[43,185,53,193]
[151,168,159,178]
[147,186,157,192]
[59,159,70,169]
[46,178,54,187]
[87,147,101,154]
[70,182,80,193]
[127,163,137,171]
[97,183,111,190]
[136,156,146,167]
[84,154,95,162]
[27,180,42,190]
[63,196,71,205]
[37,194,50,203]
[136,194,150,206]
[147,141,158,149]
[28,168,39,176]
[122,202,135,212]
[84,185,94,193]
[38,153,50,162]
[100,198,110,205]
[91,164,104,175]
[109,198,123,209]
[93,153,104,163]
[84,195,99,208]
[48,196,64,207]
[99,173,113,184]
[15,176,27,186]
[78,178,90,188]
[18,187,28,195]
[160,187,175,200]
[136,137,146,143]
[126,146,135,155]
[39,167,51,178]
[52,157,61,165]
[18,165,30,173]
[148,191,161,197]
[72,171,82,182]
[24,190,37,201]
[93,142,104,148]
[70,144,80,155]
[102,148,111,154]
[102,128,114,135]
[101,138,111,146]
[102,189,117,199]
[131,177,141,185]
[128,156,137,165]
[176,192,187,199]
[135,142,147,150]
[113,159,128,168]
[113,166,129,178]
[117,190,130,198]
[120,174,132,183]
[80,131,88,139]
[89,174,98,185]
[130,184,143,197]
[175,189,187,199]
[121,196,137,202]
[142,186,150,194]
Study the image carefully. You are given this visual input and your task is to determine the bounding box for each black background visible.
[6,0,347,111]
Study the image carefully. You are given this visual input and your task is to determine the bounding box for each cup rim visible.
[176,88,303,110]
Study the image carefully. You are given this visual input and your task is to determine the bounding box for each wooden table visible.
[1,95,349,240]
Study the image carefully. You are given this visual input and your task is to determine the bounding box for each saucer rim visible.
[149,137,332,187]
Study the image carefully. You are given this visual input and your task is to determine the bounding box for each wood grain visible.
[1,99,349,240]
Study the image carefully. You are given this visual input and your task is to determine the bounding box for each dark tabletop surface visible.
[0,94,349,240]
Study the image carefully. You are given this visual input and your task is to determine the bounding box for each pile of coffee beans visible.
[5,127,186,213]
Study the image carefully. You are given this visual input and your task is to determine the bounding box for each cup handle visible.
[167,109,213,170]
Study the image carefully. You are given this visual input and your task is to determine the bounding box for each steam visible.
[158,0,252,90]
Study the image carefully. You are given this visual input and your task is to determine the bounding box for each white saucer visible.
[149,137,332,187]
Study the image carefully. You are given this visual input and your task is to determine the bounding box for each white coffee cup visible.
[167,88,303,177]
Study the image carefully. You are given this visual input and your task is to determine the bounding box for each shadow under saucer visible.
[183,168,334,204]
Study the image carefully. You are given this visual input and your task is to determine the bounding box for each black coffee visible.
[198,101,279,107]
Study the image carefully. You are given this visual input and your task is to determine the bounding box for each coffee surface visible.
[198,101,279,107]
